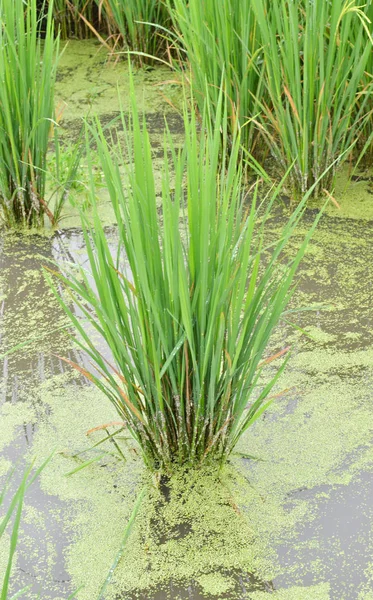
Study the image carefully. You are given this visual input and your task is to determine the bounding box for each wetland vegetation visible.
[1,1,373,599]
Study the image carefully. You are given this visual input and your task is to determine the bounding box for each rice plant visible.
[51,0,172,64]
[51,0,118,41]
[51,0,102,39]
[168,0,265,160]
[48,88,320,473]
[0,0,80,228]
[0,0,57,227]
[354,1,373,161]
[251,0,373,199]
[101,0,172,65]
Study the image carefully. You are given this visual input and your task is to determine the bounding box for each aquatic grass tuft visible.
[49,0,170,58]
[50,0,120,44]
[0,0,82,228]
[168,0,265,160]
[0,0,58,227]
[51,0,102,39]
[49,87,321,473]
[251,0,373,199]
[101,0,172,65]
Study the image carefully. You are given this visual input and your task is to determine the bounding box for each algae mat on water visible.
[55,40,182,123]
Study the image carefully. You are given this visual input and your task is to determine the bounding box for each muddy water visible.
[1,41,373,600]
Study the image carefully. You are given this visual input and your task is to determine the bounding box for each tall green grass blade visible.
[8,587,33,600]
[67,586,84,600]
[65,454,107,477]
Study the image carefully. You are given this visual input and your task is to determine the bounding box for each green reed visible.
[49,83,320,472]
[49,0,170,58]
[251,0,373,199]
[355,1,373,161]
[51,0,114,40]
[168,0,264,160]
[101,0,171,65]
[51,0,96,39]
[0,0,82,229]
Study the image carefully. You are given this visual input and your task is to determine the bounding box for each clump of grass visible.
[168,0,264,160]
[0,0,81,228]
[51,0,119,43]
[51,0,105,40]
[48,0,93,40]
[354,2,373,162]
[251,0,373,199]
[50,0,170,59]
[49,87,320,473]
[100,0,172,65]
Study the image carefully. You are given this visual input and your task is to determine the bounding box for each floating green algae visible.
[358,563,373,600]
[55,40,183,123]
[302,325,337,345]
[0,232,71,361]
[310,164,373,221]
[197,573,236,596]
[25,374,265,598]
[0,401,34,455]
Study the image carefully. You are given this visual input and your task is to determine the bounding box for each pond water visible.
[1,41,373,600]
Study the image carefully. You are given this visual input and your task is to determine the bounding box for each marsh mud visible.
[1,41,373,600]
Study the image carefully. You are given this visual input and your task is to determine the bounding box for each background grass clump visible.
[44,0,373,203]
[102,0,172,65]
[251,0,373,198]
[0,0,60,228]
[51,0,172,65]
[51,0,102,39]
[0,0,81,229]
[168,0,265,162]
